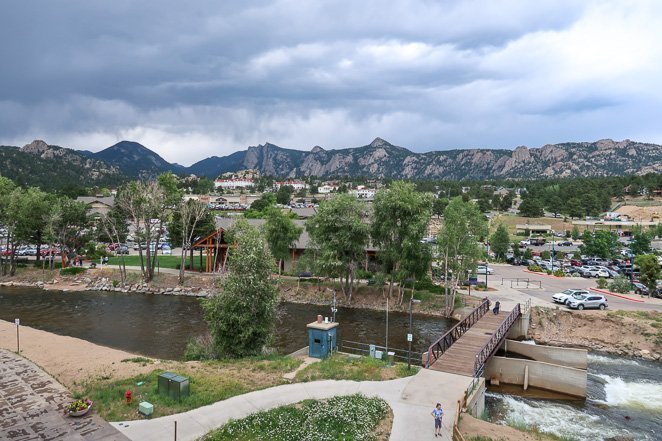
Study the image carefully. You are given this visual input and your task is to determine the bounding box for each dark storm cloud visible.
[0,1,661,164]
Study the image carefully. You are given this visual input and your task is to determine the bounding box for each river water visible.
[486,352,662,440]
[0,286,453,359]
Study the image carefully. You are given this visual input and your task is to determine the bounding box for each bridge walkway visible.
[428,311,513,376]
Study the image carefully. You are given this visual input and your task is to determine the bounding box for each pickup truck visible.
[529,238,546,246]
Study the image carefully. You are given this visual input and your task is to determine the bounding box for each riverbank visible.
[530,306,662,361]
[1,266,474,316]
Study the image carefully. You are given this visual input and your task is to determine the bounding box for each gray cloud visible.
[1,0,661,165]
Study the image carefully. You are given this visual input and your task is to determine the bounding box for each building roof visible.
[213,216,377,251]
[76,196,115,207]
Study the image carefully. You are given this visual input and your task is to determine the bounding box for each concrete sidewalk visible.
[111,369,472,441]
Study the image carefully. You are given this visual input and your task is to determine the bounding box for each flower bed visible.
[200,394,389,441]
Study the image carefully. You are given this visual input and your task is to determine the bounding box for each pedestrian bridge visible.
[425,298,527,377]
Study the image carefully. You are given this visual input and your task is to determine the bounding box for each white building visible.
[351,188,377,199]
[318,184,338,194]
[214,178,255,190]
[274,180,307,191]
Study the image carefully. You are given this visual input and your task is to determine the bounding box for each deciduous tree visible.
[490,224,510,261]
[202,220,278,357]
[307,194,369,304]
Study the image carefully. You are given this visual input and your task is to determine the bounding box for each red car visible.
[570,259,582,266]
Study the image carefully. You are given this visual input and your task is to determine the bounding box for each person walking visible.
[431,402,444,437]
[493,300,500,315]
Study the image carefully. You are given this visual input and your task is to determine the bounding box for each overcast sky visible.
[2,1,662,165]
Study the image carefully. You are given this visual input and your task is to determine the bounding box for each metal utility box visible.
[138,401,154,417]
[157,372,190,401]
[307,321,338,359]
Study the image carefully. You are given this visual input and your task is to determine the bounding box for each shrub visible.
[527,265,542,272]
[609,275,631,294]
[546,270,553,275]
[184,334,217,360]
[553,269,565,277]
[596,278,609,289]
[355,269,373,280]
[60,267,87,276]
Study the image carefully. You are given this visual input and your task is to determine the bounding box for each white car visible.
[161,245,172,255]
[567,294,608,310]
[552,289,589,304]
[475,265,494,275]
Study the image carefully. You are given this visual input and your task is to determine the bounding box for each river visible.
[486,352,662,440]
[0,285,453,359]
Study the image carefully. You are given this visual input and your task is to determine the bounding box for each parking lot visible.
[488,264,662,312]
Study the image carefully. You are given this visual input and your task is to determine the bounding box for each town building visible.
[214,178,255,190]
[75,196,115,216]
[273,180,307,191]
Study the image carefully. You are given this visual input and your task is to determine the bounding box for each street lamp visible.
[408,297,422,370]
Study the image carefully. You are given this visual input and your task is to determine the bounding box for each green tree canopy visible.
[634,254,660,297]
[629,232,652,256]
[202,220,278,358]
[307,193,369,304]
[264,208,302,274]
[437,197,487,316]
[490,224,510,260]
[518,198,544,217]
[579,230,620,259]
[371,181,432,303]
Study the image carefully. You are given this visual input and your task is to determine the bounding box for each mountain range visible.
[0,137,660,189]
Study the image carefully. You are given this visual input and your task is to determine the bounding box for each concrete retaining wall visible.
[464,378,486,418]
[485,356,587,397]
[507,313,530,339]
[503,339,588,369]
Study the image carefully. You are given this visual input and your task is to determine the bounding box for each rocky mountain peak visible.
[369,137,390,148]
[21,139,50,154]
[311,145,325,153]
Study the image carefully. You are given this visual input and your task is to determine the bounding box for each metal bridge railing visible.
[425,298,490,368]
[473,303,521,376]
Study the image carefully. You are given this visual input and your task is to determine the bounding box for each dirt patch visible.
[459,413,562,441]
[529,307,662,360]
[375,406,394,441]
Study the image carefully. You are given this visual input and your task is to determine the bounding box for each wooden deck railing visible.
[425,298,490,368]
[472,303,521,375]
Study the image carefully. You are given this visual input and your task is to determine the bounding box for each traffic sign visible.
[407,333,413,342]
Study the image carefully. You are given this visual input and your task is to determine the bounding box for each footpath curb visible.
[589,287,645,303]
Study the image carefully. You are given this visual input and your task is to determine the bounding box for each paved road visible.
[0,349,127,441]
[112,369,473,441]
[489,265,662,311]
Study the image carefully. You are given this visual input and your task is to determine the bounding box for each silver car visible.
[567,294,608,310]
[552,289,589,304]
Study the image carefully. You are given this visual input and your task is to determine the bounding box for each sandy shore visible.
[0,319,157,389]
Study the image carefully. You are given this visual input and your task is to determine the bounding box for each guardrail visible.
[473,303,521,375]
[339,340,409,362]
[425,298,490,368]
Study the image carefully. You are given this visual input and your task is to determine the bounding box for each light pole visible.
[408,298,421,370]
[551,234,555,272]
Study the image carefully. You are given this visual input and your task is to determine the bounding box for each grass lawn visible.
[295,353,419,382]
[200,394,391,441]
[107,255,208,270]
[78,355,301,421]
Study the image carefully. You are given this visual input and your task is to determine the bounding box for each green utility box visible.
[157,372,190,401]
[138,401,153,417]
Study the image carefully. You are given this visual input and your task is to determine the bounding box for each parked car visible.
[116,245,129,255]
[595,269,610,278]
[161,245,172,255]
[632,282,648,296]
[559,241,573,246]
[567,294,608,310]
[475,265,494,275]
[552,289,590,304]
[570,259,583,267]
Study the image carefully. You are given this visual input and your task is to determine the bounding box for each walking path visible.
[111,369,472,441]
[0,349,128,441]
